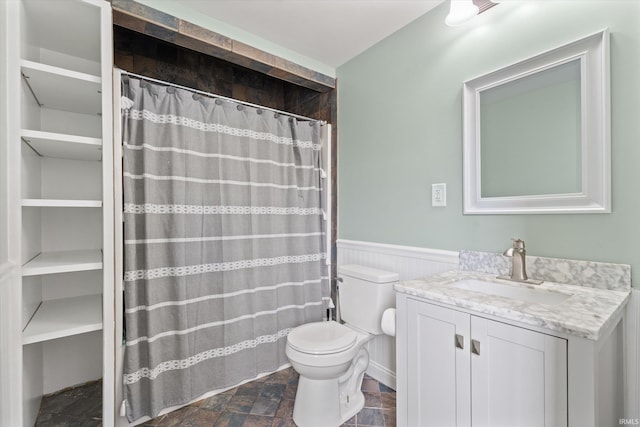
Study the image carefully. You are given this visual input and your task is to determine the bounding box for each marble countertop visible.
[395,270,631,341]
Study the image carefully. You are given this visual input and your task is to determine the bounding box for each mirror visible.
[463,30,610,214]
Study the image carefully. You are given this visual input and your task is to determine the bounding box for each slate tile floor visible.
[35,380,103,427]
[36,368,396,427]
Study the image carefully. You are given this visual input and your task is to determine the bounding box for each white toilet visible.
[285,264,398,427]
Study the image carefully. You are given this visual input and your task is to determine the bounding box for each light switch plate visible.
[432,183,446,207]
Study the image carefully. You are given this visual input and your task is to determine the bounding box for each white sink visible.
[451,279,571,305]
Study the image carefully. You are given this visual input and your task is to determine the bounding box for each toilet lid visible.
[287,321,357,355]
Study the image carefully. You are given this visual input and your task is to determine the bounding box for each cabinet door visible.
[471,316,567,427]
[407,299,471,427]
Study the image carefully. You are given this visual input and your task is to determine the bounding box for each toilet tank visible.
[338,264,399,335]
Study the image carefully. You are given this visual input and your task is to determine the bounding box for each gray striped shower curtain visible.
[121,76,329,422]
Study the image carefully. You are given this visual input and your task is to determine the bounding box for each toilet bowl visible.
[286,321,371,427]
[286,265,398,427]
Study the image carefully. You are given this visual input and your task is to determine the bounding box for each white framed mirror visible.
[463,30,610,214]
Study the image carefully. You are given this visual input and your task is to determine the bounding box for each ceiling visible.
[174,0,446,69]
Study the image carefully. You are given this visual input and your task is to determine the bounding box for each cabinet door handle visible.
[455,334,464,349]
[471,339,480,355]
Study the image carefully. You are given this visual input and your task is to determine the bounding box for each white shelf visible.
[22,199,102,208]
[22,250,102,276]
[21,129,102,161]
[21,60,102,115]
[22,294,102,345]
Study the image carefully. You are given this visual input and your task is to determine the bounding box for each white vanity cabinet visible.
[403,298,566,427]
[397,292,624,427]
[469,314,567,427]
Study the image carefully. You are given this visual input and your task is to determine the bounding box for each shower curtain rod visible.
[119,69,327,125]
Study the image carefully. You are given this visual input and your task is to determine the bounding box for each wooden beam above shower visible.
[111,0,336,92]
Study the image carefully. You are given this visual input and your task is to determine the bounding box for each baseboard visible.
[366,360,396,391]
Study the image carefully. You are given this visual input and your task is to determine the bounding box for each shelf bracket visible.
[21,72,43,107]
[20,137,42,157]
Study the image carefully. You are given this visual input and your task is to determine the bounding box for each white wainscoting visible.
[625,289,640,419]
[336,239,459,389]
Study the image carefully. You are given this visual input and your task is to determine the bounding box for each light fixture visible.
[445,0,479,26]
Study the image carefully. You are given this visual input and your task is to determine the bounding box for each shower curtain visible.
[121,76,330,421]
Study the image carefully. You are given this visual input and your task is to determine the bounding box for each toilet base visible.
[293,377,339,427]
[338,389,365,424]
[292,376,366,427]
[291,347,370,427]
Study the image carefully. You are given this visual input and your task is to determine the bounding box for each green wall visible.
[337,1,640,285]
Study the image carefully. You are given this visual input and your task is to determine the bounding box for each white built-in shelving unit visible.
[5,0,114,425]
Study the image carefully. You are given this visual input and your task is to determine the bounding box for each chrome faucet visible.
[497,239,543,285]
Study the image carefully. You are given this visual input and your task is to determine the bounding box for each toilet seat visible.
[287,321,357,355]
